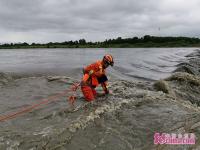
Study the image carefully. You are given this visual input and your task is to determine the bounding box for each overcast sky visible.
[0,0,200,43]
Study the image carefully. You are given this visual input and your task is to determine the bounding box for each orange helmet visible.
[103,54,114,66]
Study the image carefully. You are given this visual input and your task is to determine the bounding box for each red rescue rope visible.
[0,82,80,122]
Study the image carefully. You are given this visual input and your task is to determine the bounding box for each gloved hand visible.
[82,74,90,83]
[105,89,109,94]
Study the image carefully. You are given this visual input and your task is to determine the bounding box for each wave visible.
[174,50,200,76]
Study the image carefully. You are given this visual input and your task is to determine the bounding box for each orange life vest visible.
[82,60,106,87]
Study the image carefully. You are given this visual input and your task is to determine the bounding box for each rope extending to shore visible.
[0,83,80,122]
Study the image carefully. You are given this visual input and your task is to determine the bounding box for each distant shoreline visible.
[1,35,200,49]
[0,45,200,49]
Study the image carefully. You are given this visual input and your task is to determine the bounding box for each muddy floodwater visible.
[0,48,200,150]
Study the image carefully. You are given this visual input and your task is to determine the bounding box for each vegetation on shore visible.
[1,35,200,49]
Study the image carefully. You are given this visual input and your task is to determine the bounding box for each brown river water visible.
[0,48,200,150]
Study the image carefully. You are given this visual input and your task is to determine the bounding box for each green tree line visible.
[1,35,200,49]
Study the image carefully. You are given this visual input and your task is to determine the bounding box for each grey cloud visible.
[0,0,200,43]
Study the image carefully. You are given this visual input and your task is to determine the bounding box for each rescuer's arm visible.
[82,73,89,83]
[82,70,94,83]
